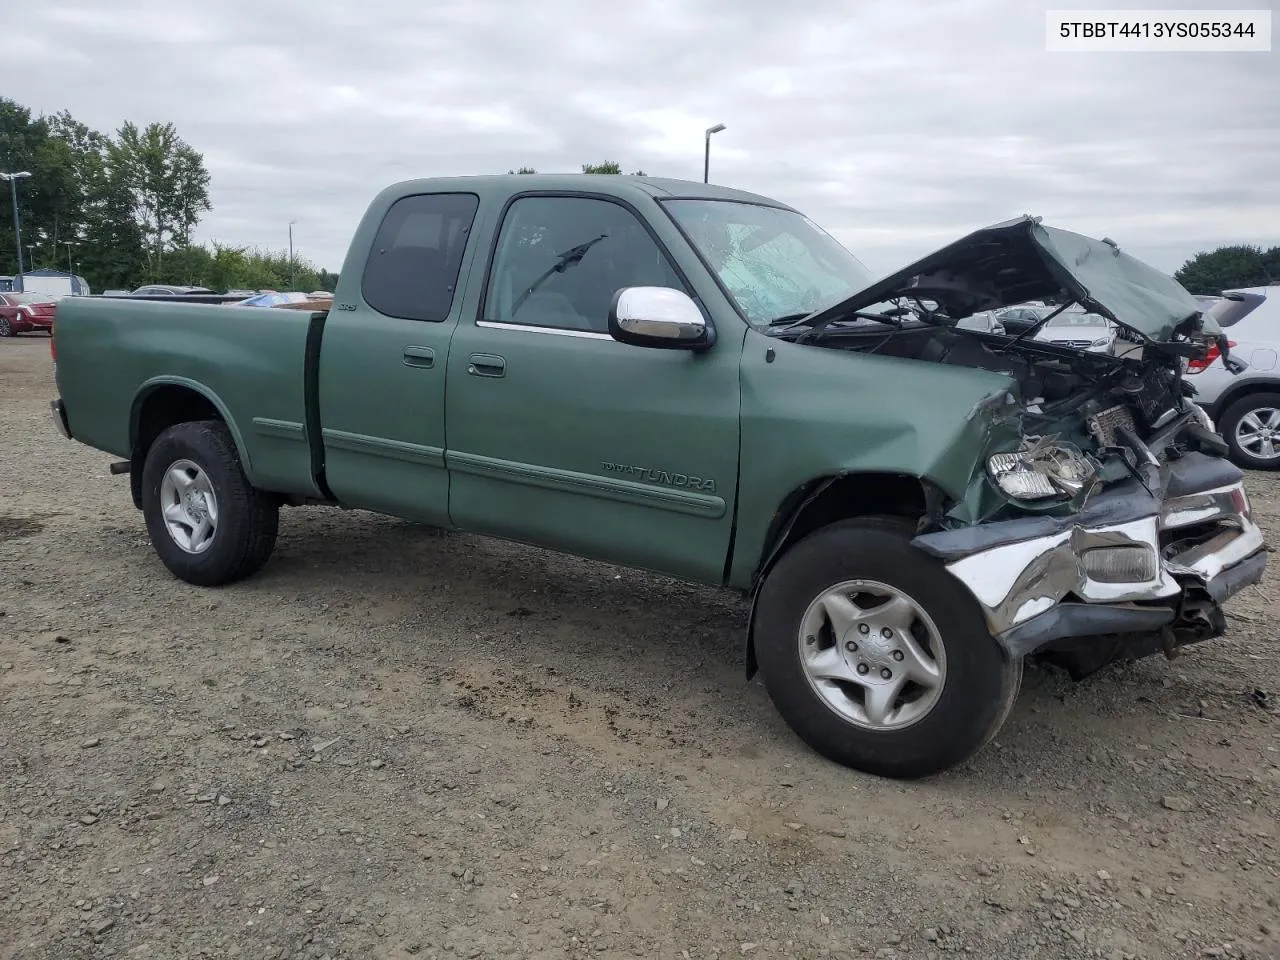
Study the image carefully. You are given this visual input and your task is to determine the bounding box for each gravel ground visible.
[1,333,1277,960]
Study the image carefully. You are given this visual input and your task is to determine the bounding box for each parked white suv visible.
[1185,285,1279,468]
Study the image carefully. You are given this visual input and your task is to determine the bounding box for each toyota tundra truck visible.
[48,174,1266,779]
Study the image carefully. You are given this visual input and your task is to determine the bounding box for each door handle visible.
[403,345,435,368]
[467,353,506,378]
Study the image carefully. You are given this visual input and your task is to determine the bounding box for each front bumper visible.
[914,452,1267,658]
[51,398,72,440]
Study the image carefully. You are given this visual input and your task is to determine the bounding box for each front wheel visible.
[754,519,1022,779]
[141,420,279,586]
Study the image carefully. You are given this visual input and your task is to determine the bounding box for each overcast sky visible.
[6,0,1277,276]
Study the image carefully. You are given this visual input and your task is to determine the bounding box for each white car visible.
[1032,310,1116,354]
[1184,285,1280,468]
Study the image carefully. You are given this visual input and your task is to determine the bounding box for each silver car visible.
[1184,284,1279,468]
[1032,310,1116,354]
[954,309,1006,334]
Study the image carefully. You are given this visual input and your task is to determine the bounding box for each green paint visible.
[55,174,1140,591]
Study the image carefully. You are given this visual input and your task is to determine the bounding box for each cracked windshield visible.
[663,199,875,326]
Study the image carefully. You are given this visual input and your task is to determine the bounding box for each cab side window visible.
[482,195,686,332]
[362,192,479,322]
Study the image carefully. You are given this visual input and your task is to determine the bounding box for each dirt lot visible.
[1,334,1277,960]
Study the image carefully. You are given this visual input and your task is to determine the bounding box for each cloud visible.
[6,0,1276,275]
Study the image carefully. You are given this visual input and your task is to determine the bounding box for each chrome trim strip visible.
[476,319,614,341]
[446,450,726,518]
[322,428,445,468]
[1165,515,1265,584]
[1160,482,1247,530]
[944,516,1182,635]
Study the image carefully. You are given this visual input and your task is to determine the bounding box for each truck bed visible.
[53,297,325,498]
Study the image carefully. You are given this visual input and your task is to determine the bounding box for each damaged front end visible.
[774,214,1267,678]
[914,423,1266,678]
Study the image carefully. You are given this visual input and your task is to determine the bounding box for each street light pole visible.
[64,241,74,275]
[0,171,32,291]
[288,220,296,289]
[703,123,726,184]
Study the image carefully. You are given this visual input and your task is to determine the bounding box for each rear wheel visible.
[754,518,1022,779]
[0,316,12,337]
[141,420,279,586]
[1218,392,1280,470]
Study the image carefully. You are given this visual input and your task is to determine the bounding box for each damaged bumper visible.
[913,452,1267,659]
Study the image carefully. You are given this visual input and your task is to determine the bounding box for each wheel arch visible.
[129,378,254,509]
[742,471,945,680]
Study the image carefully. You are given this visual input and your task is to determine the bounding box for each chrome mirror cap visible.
[608,286,714,351]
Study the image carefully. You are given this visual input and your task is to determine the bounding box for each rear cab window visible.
[362,193,480,322]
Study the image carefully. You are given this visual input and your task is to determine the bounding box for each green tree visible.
[110,120,211,277]
[1174,244,1277,294]
[582,161,647,175]
[45,111,147,290]
[0,98,56,276]
[506,163,648,176]
[2,97,338,293]
[154,240,326,293]
[1260,246,1280,284]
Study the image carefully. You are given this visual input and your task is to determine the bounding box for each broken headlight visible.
[987,439,1097,501]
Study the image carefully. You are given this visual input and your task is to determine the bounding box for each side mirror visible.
[608,286,714,351]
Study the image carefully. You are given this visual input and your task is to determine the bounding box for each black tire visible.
[141,420,279,586]
[1216,392,1280,470]
[754,518,1022,779]
[0,316,12,337]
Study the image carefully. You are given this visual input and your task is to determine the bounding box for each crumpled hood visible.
[803,215,1216,345]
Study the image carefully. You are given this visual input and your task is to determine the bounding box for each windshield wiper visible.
[793,306,913,344]
[768,307,911,339]
[511,233,608,314]
[766,312,815,327]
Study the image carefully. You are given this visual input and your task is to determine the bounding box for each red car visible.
[0,293,58,337]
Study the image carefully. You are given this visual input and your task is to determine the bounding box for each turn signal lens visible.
[1081,545,1159,583]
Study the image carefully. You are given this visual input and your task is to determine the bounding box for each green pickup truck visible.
[50,174,1267,779]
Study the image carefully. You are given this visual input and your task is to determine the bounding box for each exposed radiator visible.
[1087,404,1138,448]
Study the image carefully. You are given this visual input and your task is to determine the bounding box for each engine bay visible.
[815,321,1226,493]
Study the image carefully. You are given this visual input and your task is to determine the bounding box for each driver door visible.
[444,193,743,584]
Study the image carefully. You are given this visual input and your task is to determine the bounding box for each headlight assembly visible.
[987,439,1097,501]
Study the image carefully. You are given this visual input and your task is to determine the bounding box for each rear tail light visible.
[1185,340,1236,374]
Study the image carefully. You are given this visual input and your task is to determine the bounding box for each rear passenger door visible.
[317,191,480,524]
